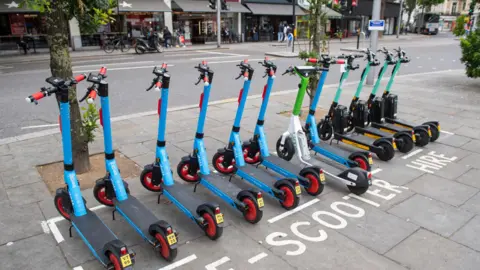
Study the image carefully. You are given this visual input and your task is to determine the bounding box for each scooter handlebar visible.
[27,73,86,104]
[26,87,53,104]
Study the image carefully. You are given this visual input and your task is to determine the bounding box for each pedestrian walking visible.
[283,23,287,42]
[278,22,284,42]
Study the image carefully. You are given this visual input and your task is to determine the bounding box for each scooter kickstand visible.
[112,209,116,221]
[69,225,73,238]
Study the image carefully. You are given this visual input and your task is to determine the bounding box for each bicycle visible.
[103,36,131,53]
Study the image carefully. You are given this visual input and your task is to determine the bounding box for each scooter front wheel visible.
[278,184,300,210]
[425,123,440,142]
[93,181,130,207]
[212,152,235,175]
[155,232,178,262]
[241,197,263,224]
[276,136,295,161]
[351,155,371,171]
[201,209,223,240]
[243,144,261,164]
[140,168,162,192]
[415,128,430,147]
[54,191,72,221]
[177,159,199,182]
[317,119,334,141]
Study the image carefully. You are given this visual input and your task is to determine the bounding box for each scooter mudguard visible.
[181,155,199,173]
[102,239,132,261]
[347,152,370,161]
[374,137,394,145]
[236,190,258,202]
[196,203,222,219]
[299,166,321,177]
[392,130,413,139]
[337,168,370,187]
[273,179,298,194]
[423,121,440,129]
[148,221,178,249]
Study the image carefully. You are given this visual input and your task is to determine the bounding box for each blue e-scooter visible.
[176,61,264,224]
[139,64,224,240]
[81,67,178,262]
[242,58,326,196]
[212,60,301,210]
[26,75,135,269]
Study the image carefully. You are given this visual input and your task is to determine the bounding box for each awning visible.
[322,7,341,19]
[225,2,250,13]
[173,0,216,13]
[245,3,305,16]
[0,0,37,13]
[117,0,171,12]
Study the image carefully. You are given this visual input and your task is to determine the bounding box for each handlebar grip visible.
[154,81,162,91]
[75,74,87,83]
[99,67,107,76]
[26,91,47,103]
[307,58,318,63]
[336,59,345,64]
[86,90,97,104]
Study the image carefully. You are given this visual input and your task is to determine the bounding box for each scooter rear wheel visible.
[241,197,263,224]
[108,253,122,270]
[177,159,199,182]
[201,210,223,240]
[278,184,299,210]
[317,119,334,141]
[276,136,295,161]
[155,232,178,262]
[396,134,414,153]
[347,185,369,195]
[425,123,440,142]
[415,128,430,147]
[374,141,395,161]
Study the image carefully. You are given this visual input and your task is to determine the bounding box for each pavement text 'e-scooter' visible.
[242,58,326,196]
[317,54,396,162]
[213,60,301,210]
[139,64,225,240]
[82,67,178,262]
[26,75,135,269]
[344,49,415,153]
[378,47,440,142]
[275,57,372,195]
[176,61,264,224]
[368,48,432,147]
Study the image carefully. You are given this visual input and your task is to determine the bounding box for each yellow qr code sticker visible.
[120,255,132,267]
[428,129,432,136]
[393,142,397,149]
[295,185,301,195]
[167,233,177,245]
[437,125,441,131]
[320,173,326,182]
[368,157,373,165]
[412,134,416,142]
[215,213,224,224]
[257,197,265,208]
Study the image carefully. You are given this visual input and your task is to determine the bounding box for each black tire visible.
[346,116,355,133]
[415,128,430,147]
[212,151,235,175]
[104,43,115,53]
[396,134,414,153]
[154,232,178,262]
[276,136,295,161]
[278,184,300,210]
[135,45,145,54]
[120,41,131,53]
[93,181,130,207]
[242,142,261,165]
[54,191,73,221]
[140,167,163,192]
[374,141,395,161]
[240,196,263,224]
[425,123,440,142]
[176,159,200,183]
[300,170,324,196]
[201,209,223,240]
[317,119,333,141]
[347,185,369,195]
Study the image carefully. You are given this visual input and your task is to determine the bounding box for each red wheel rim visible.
[202,213,216,237]
[180,163,199,182]
[354,157,368,171]
[243,147,260,164]
[97,187,113,206]
[155,233,170,259]
[215,155,235,174]
[109,253,122,270]
[305,174,320,194]
[56,197,70,220]
[143,172,162,191]
[242,198,257,222]
[280,186,294,208]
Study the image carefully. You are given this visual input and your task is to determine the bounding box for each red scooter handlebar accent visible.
[99,67,107,76]
[75,74,87,82]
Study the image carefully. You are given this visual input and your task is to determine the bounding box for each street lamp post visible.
[217,0,221,48]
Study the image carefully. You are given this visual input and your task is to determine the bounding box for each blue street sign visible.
[368,20,385,31]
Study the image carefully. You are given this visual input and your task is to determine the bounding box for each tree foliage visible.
[453,15,467,37]
[405,0,417,25]
[417,0,445,9]
[460,28,480,78]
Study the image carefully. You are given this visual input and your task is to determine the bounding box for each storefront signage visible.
[368,20,385,31]
[9,14,25,35]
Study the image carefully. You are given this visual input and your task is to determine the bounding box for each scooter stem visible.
[371,61,389,96]
[385,59,402,93]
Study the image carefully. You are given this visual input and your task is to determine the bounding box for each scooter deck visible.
[311,140,359,157]
[115,196,162,240]
[235,163,278,186]
[71,209,118,264]
[355,126,396,138]
[371,121,410,133]
[384,117,416,129]
[262,155,303,175]
[162,184,203,215]
[200,173,243,199]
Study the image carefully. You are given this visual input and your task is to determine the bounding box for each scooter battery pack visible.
[384,94,398,119]
[370,97,385,123]
[334,105,349,134]
[353,100,369,128]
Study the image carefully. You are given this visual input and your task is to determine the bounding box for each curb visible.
[0,68,463,146]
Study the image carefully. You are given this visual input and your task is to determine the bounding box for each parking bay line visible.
[402,149,423,160]
[158,254,198,270]
[248,252,268,264]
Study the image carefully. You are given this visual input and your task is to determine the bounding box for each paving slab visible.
[0,203,45,245]
[386,229,480,270]
[457,152,480,169]
[455,168,480,188]
[0,169,42,189]
[436,133,471,148]
[406,174,478,207]
[0,187,7,203]
[454,125,480,139]
[451,215,480,252]
[388,194,474,237]
[0,233,69,270]
[460,192,480,215]
[118,142,152,158]
[6,181,51,206]
[372,162,426,186]
[460,139,480,154]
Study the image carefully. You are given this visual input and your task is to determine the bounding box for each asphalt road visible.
[0,33,464,139]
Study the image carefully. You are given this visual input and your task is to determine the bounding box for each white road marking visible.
[73,61,155,69]
[41,221,50,234]
[0,65,13,69]
[190,55,248,61]
[453,59,456,62]
[72,57,134,64]
[21,123,59,130]
[158,254,197,270]
[75,65,174,73]
[205,256,232,270]
[248,252,268,264]
[6,242,14,246]
[343,194,381,207]
[73,267,84,270]
[90,204,106,211]
[207,58,273,64]
[268,198,320,223]
[371,168,382,175]
[432,67,436,70]
[163,52,212,57]
[48,219,65,243]
[441,130,455,135]
[402,149,423,160]
[417,66,422,68]
[196,50,246,57]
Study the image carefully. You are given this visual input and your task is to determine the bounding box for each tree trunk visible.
[46,7,91,173]
[407,11,412,28]
[308,0,322,108]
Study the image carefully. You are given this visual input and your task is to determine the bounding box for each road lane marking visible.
[248,252,268,264]
[343,194,381,207]
[190,55,248,60]
[73,60,154,69]
[208,58,273,64]
[205,256,232,270]
[402,149,423,160]
[441,130,454,135]
[21,123,59,129]
[158,254,197,270]
[73,267,84,270]
[371,168,382,175]
[196,50,246,57]
[72,57,134,64]
[74,64,175,73]
[268,198,320,224]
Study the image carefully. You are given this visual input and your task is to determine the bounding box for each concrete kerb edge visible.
[0,68,464,146]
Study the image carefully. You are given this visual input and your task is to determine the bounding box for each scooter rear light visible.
[368,153,372,158]
[215,207,221,215]
[120,247,127,256]
[319,169,324,174]
[367,172,372,179]
[257,192,263,199]
[295,181,300,187]
[166,227,173,235]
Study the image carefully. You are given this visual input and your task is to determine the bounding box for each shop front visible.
[296,6,341,39]
[243,0,306,42]
[172,0,249,44]
[0,0,47,52]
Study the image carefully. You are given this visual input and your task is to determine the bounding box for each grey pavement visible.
[0,68,480,269]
